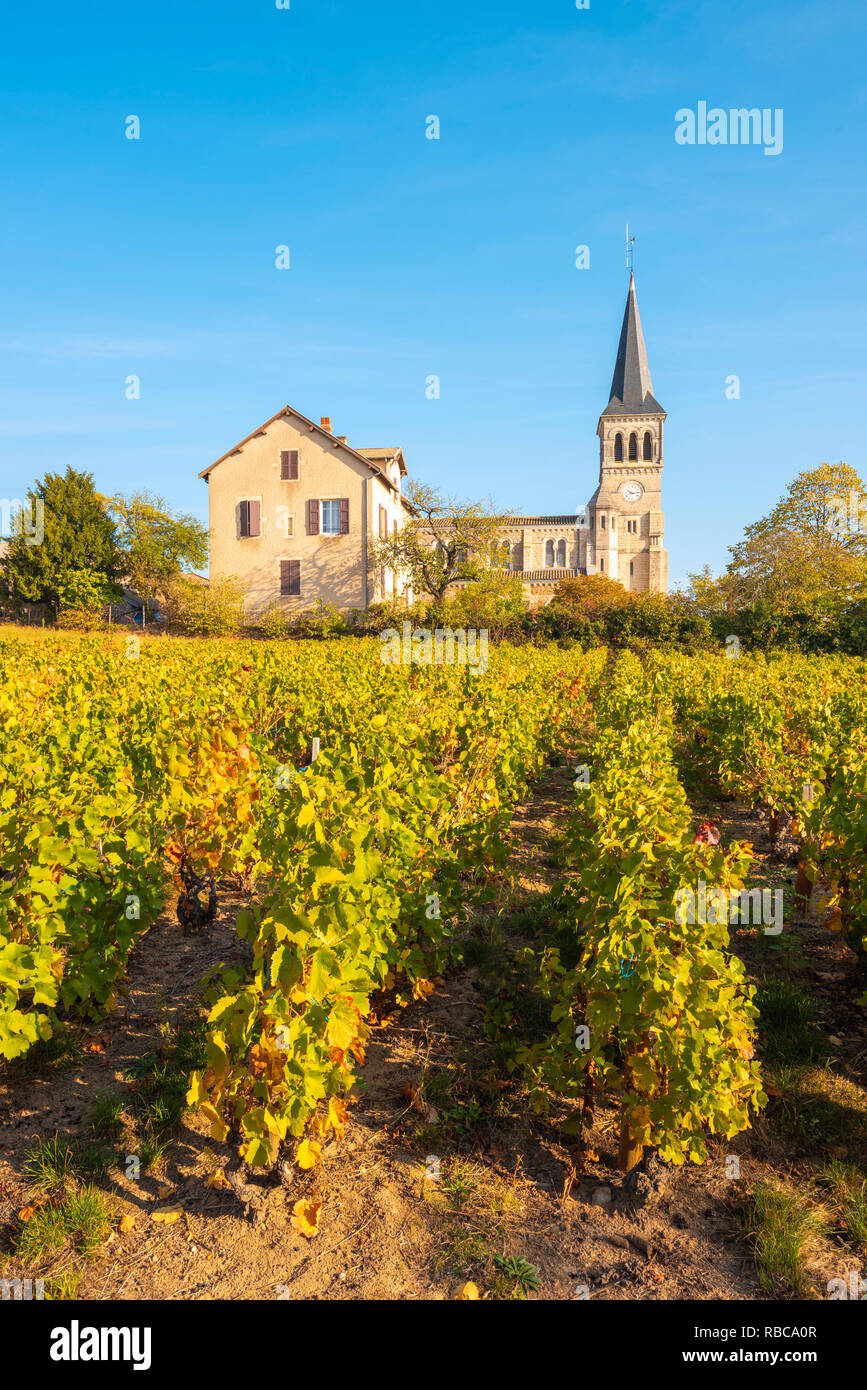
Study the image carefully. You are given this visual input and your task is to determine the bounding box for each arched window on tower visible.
[643,431,652,461]
[628,432,638,460]
[545,540,554,567]
[556,539,566,568]
[614,433,623,462]
[501,540,511,569]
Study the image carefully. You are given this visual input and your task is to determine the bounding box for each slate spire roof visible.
[601,272,665,417]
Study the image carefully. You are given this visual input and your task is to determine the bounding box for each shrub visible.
[292,600,347,639]
[55,608,104,631]
[163,575,244,637]
[259,603,290,640]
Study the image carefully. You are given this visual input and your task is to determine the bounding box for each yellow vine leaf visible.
[459,1282,480,1300]
[291,1199,322,1238]
[296,1139,322,1170]
[119,1214,136,1232]
[151,1207,182,1224]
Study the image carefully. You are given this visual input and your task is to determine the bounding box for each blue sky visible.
[1,0,864,588]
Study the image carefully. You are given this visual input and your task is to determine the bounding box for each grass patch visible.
[756,978,823,1065]
[44,1271,83,1300]
[739,1181,827,1297]
[821,1159,867,1251]
[23,1135,75,1192]
[15,1186,111,1263]
[90,1091,126,1137]
[767,1065,866,1152]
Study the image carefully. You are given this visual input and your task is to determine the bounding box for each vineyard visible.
[0,630,865,1300]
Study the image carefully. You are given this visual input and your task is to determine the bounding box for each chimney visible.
[320,416,331,432]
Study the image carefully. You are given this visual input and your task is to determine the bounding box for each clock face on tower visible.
[621,482,643,504]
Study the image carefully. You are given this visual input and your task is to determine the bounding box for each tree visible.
[550,572,630,618]
[0,468,122,612]
[726,463,867,614]
[368,480,509,603]
[108,491,208,620]
[162,574,244,637]
[680,564,736,617]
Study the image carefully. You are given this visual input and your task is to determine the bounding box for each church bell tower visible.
[584,272,668,593]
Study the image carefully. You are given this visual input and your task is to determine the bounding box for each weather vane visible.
[626,224,635,274]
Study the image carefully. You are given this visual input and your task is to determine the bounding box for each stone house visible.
[199,406,413,618]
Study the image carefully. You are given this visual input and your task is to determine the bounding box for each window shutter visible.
[249,500,261,537]
[339,498,349,534]
[280,560,301,596]
[308,499,320,535]
[239,500,249,537]
[281,450,299,480]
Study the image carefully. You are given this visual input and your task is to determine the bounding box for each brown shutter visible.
[308,499,320,535]
[249,500,261,537]
[280,560,301,596]
[339,498,349,534]
[281,450,299,480]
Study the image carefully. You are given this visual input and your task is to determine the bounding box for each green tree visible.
[368,480,509,603]
[0,468,122,612]
[681,564,736,617]
[551,572,630,618]
[108,491,208,620]
[726,463,867,614]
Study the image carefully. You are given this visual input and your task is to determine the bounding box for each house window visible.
[600,515,606,529]
[280,450,299,480]
[556,539,566,567]
[614,433,623,462]
[599,557,604,571]
[643,432,652,461]
[545,540,554,566]
[629,560,634,577]
[628,432,638,460]
[280,559,301,596]
[317,498,350,535]
[238,499,261,538]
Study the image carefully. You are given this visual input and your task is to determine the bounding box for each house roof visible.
[199,405,410,500]
[356,447,408,478]
[600,272,665,418]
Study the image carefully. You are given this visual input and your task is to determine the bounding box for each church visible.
[500,271,668,600]
[199,273,667,616]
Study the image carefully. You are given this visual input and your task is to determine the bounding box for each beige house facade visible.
[200,407,412,618]
[202,274,667,612]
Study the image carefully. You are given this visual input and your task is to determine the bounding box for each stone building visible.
[199,406,412,618]
[200,273,667,615]
[500,271,668,600]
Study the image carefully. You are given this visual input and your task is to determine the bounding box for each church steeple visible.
[601,272,664,417]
